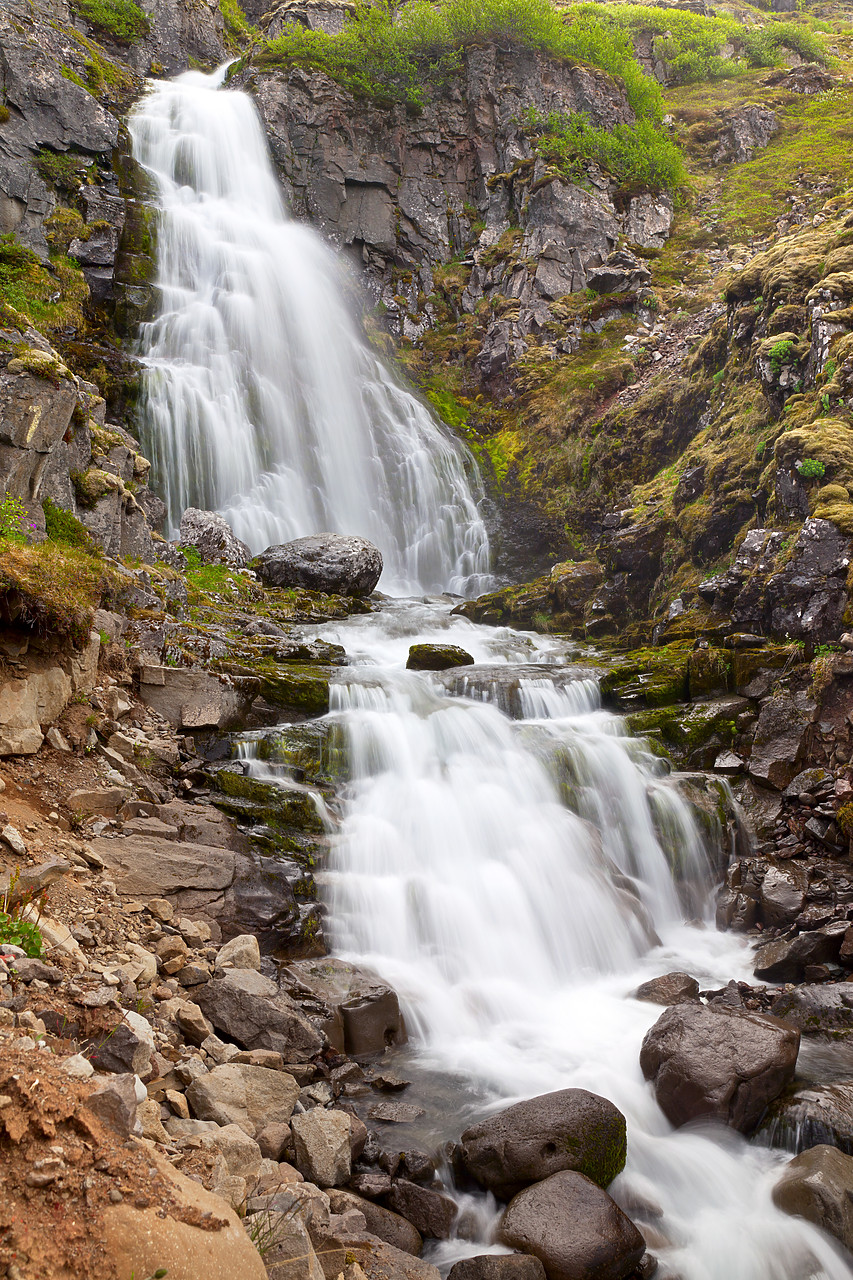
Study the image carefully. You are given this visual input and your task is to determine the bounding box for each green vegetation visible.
[220,0,257,48]
[42,498,95,550]
[0,541,114,644]
[525,106,686,196]
[71,0,149,41]
[34,148,90,195]
[0,495,33,546]
[257,0,664,117]
[796,457,826,478]
[0,911,43,958]
[0,234,88,340]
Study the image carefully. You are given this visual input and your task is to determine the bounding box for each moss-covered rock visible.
[599,644,692,711]
[407,643,475,670]
[687,646,732,699]
[627,695,748,768]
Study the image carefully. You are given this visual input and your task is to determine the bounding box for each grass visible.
[0,541,114,644]
[0,234,89,338]
[524,106,687,196]
[257,0,665,118]
[71,0,149,41]
[42,498,96,550]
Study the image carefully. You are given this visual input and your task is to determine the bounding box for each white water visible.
[241,601,851,1280]
[128,69,491,595]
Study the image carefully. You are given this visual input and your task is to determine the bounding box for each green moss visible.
[687,647,732,699]
[599,644,692,709]
[71,467,125,509]
[0,234,89,337]
[34,148,90,194]
[71,0,149,41]
[626,698,739,767]
[0,541,114,645]
[213,769,325,832]
[42,499,95,550]
[219,0,257,49]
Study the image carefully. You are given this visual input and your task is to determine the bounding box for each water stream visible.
[128,69,491,596]
[130,66,853,1280]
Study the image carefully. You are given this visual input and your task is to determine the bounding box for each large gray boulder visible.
[255,534,383,596]
[639,1003,799,1132]
[281,957,406,1055]
[772,1145,853,1252]
[385,1180,458,1241]
[460,1089,627,1201]
[186,1063,299,1138]
[769,983,853,1034]
[500,1171,645,1280]
[179,507,251,569]
[195,969,325,1062]
[291,1107,352,1188]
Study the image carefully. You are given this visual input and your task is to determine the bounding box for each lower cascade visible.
[238,603,851,1280]
[128,68,491,596]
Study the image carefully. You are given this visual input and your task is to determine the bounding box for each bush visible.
[796,457,826,479]
[0,494,32,545]
[525,106,686,195]
[71,0,149,41]
[43,498,95,549]
[0,912,43,958]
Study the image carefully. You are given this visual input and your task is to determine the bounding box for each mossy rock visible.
[598,644,691,711]
[626,695,748,768]
[687,647,732,699]
[215,659,333,716]
[731,644,797,692]
[776,419,853,489]
[213,767,325,833]
[454,577,551,631]
[250,722,337,784]
[407,643,475,671]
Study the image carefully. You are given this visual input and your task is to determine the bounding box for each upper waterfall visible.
[128,68,492,596]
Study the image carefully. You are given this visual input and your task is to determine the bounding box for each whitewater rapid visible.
[128,69,491,596]
[241,601,851,1280]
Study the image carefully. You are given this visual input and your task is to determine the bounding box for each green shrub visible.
[0,912,43,958]
[796,457,826,478]
[220,0,257,47]
[71,0,149,41]
[0,494,32,545]
[525,106,686,195]
[43,498,95,549]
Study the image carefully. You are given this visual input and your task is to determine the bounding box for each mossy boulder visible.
[598,644,691,711]
[627,695,748,768]
[212,767,325,835]
[687,647,732,699]
[406,643,475,671]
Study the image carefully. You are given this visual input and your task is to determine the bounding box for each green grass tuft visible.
[71,0,148,41]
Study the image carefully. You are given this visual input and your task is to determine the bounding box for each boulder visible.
[179,507,251,569]
[713,105,779,164]
[747,695,808,791]
[215,933,262,972]
[772,1145,853,1252]
[758,865,808,929]
[291,1107,352,1187]
[406,644,475,671]
[88,834,237,897]
[316,1230,440,1280]
[102,1147,267,1280]
[205,1123,264,1180]
[255,534,383,596]
[639,1003,799,1132]
[753,926,846,983]
[760,1082,853,1154]
[634,973,699,1006]
[84,1015,154,1077]
[186,1063,299,1138]
[769,983,853,1034]
[500,1171,645,1280]
[138,665,256,731]
[448,1258,546,1280]
[195,969,325,1062]
[385,1180,457,1240]
[328,1190,422,1256]
[281,958,405,1055]
[460,1088,627,1200]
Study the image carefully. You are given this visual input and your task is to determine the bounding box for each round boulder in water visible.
[406,644,475,671]
[179,507,251,569]
[639,1002,799,1132]
[256,534,383,596]
[500,1171,645,1280]
[459,1088,627,1201]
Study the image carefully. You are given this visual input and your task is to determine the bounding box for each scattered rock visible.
[186,1063,299,1137]
[406,645,475,671]
[291,1107,353,1187]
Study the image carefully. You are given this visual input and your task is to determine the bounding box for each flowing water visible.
[131,66,853,1280]
[128,69,491,596]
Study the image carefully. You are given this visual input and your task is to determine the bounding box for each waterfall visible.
[128,68,491,596]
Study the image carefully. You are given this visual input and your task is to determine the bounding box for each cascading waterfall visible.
[240,603,851,1280]
[127,68,491,595]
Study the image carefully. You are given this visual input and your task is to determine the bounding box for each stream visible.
[128,65,853,1280]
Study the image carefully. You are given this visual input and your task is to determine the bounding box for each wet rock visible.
[769,983,853,1034]
[186,1063,299,1138]
[747,695,809,791]
[322,1230,441,1280]
[292,1107,353,1187]
[179,506,251,569]
[281,958,405,1055]
[634,973,699,1006]
[500,1171,645,1280]
[256,534,383,596]
[772,1145,853,1252]
[386,1180,458,1241]
[753,926,847,983]
[447,1258,546,1280]
[639,1003,799,1132]
[460,1088,627,1200]
[196,968,325,1061]
[406,644,475,671]
[758,865,808,929]
[369,1102,426,1124]
[330,1189,423,1256]
[760,1082,853,1154]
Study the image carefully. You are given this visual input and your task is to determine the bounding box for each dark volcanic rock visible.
[195,969,324,1062]
[385,1180,458,1241]
[500,1171,645,1280]
[460,1088,627,1200]
[753,926,847,983]
[256,534,383,596]
[639,1002,799,1132]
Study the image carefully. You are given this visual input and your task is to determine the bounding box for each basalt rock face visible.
[242,49,671,368]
